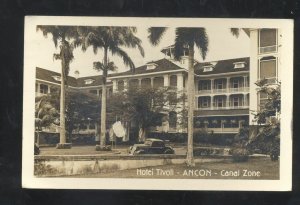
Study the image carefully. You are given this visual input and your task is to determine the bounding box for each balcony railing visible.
[206,127,239,133]
[196,105,249,110]
[196,87,249,95]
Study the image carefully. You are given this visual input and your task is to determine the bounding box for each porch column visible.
[177,74,184,91]
[226,95,230,108]
[210,96,214,109]
[124,79,128,91]
[163,74,169,87]
[138,78,142,87]
[112,80,117,93]
[37,83,40,93]
[244,76,247,91]
[243,94,247,107]
[226,77,230,92]
[150,77,154,88]
[211,79,214,94]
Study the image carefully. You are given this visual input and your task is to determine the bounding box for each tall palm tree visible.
[37,26,77,148]
[75,26,144,149]
[148,27,208,166]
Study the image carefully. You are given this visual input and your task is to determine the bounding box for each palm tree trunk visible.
[59,39,67,145]
[186,45,195,167]
[100,48,108,147]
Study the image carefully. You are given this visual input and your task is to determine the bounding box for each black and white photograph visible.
[22,17,293,190]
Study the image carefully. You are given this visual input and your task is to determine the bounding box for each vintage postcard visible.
[22,16,293,191]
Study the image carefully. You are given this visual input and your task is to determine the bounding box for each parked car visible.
[129,138,175,155]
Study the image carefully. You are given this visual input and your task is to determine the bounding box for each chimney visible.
[74,70,80,79]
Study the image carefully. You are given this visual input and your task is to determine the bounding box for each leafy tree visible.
[248,79,281,161]
[74,26,144,148]
[107,86,185,142]
[148,27,208,166]
[37,26,78,148]
[39,88,101,142]
[65,90,101,141]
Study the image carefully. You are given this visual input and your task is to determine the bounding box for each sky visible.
[33,27,250,77]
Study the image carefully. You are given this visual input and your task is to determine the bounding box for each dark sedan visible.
[129,138,175,155]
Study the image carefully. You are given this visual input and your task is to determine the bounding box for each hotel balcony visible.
[196,105,249,111]
[196,87,249,95]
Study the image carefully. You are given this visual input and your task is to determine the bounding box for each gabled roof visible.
[36,67,112,88]
[36,67,78,87]
[194,57,250,75]
[109,58,184,78]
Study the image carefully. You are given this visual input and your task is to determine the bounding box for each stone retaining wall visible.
[34,155,230,177]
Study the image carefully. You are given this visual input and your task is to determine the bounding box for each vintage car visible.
[128,138,175,155]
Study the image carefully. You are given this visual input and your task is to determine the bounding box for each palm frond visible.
[93,61,105,72]
[147,27,168,46]
[174,28,187,61]
[230,28,240,38]
[106,61,118,72]
[194,28,209,60]
[110,46,135,71]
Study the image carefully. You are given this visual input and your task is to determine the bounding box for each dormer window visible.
[203,66,213,72]
[146,62,158,70]
[233,62,246,69]
[84,79,95,85]
[52,76,61,81]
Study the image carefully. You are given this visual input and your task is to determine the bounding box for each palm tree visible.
[148,27,208,166]
[75,26,144,149]
[37,26,77,148]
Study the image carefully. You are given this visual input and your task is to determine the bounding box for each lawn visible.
[75,157,279,180]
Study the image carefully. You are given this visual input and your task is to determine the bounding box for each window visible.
[232,79,239,89]
[233,62,245,69]
[52,76,61,81]
[203,81,209,90]
[170,75,177,87]
[203,66,213,72]
[233,97,239,107]
[84,79,95,85]
[202,98,209,108]
[169,111,177,129]
[79,124,87,130]
[146,63,157,70]
[217,98,224,107]
[89,124,95,130]
[199,81,209,91]
[259,29,277,53]
[260,58,276,83]
[40,84,48,94]
[216,81,223,90]
[259,91,268,110]
[89,90,97,95]
[118,80,124,91]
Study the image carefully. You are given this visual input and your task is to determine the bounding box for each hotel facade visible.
[36,56,250,137]
[35,28,281,140]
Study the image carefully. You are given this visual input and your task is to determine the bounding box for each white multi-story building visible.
[35,45,252,137]
[248,28,282,125]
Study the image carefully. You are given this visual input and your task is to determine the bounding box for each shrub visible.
[231,147,249,162]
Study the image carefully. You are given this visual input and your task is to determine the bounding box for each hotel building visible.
[248,28,282,125]
[36,45,251,138]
